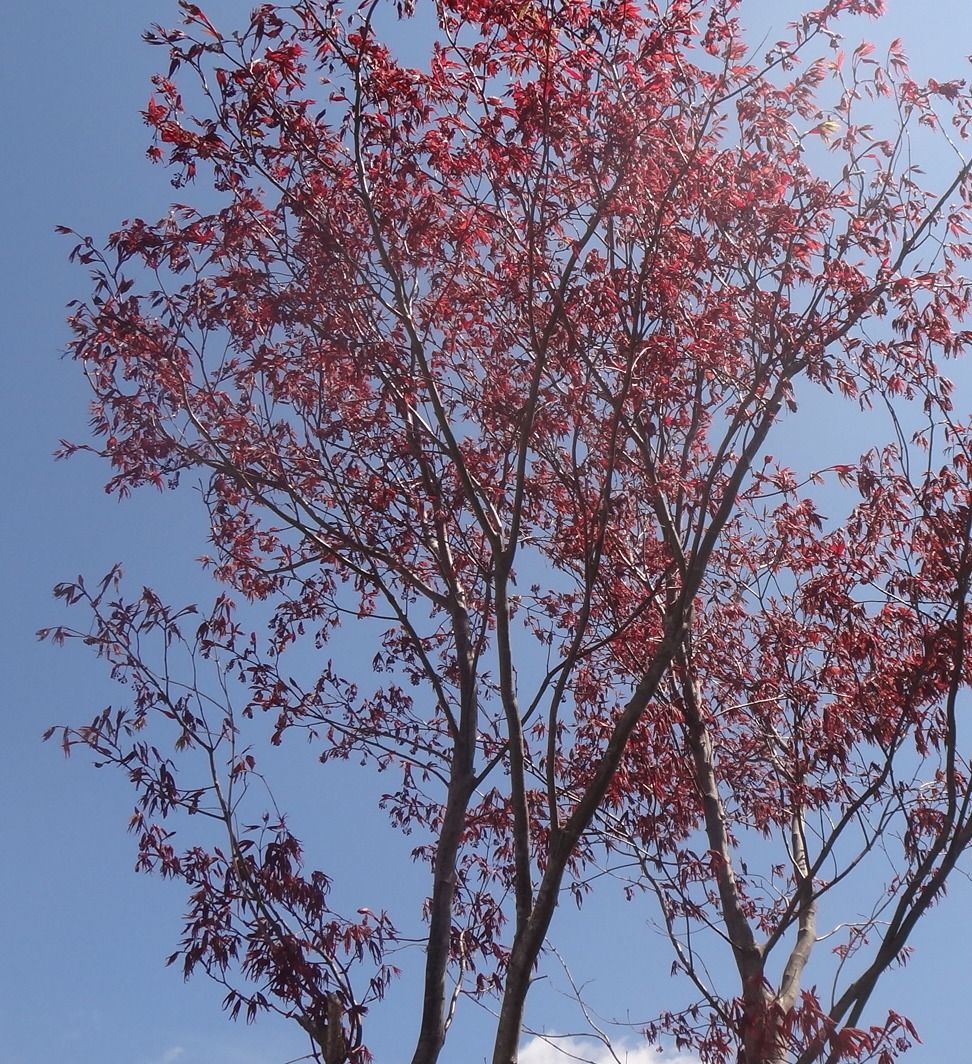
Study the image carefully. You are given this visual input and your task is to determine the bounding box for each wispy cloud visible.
[142,1048,185,1064]
[136,1037,293,1064]
[519,1034,700,1064]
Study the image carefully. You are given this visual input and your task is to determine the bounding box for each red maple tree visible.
[46,1,972,1062]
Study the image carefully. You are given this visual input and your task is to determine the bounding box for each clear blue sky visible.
[4,3,972,1064]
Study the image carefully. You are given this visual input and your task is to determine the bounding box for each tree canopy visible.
[47,1,972,1062]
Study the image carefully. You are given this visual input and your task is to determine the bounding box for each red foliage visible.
[46,1,972,1061]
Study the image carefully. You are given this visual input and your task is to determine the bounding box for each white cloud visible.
[134,1033,297,1064]
[137,1038,296,1064]
[142,1048,185,1064]
[519,1034,699,1064]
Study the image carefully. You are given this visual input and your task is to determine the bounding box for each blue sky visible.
[4,2,972,1063]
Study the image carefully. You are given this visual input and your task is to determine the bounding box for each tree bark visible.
[409,764,475,1064]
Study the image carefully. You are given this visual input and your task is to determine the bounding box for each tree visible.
[45,1,972,1061]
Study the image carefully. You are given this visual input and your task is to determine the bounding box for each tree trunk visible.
[409,766,475,1064]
